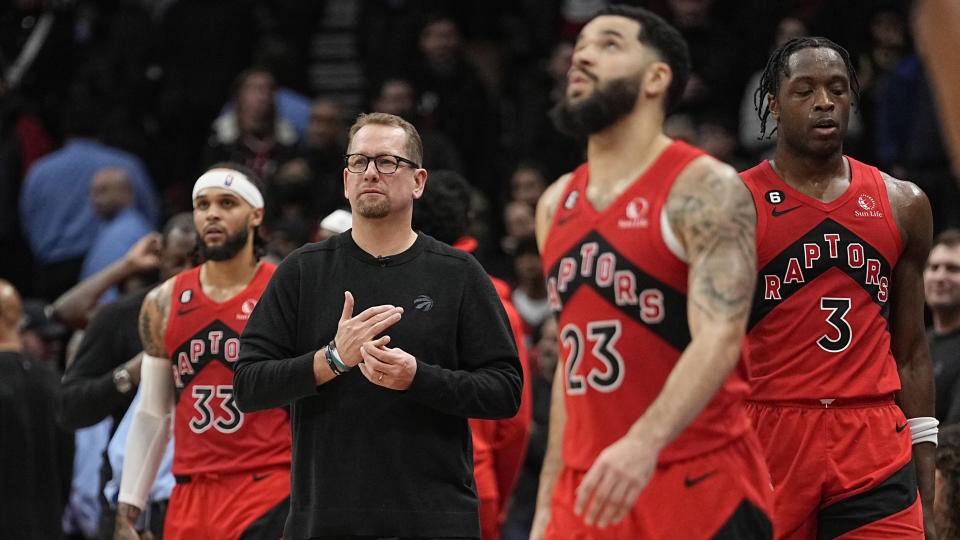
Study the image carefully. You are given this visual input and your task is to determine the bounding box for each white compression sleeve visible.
[118,353,175,510]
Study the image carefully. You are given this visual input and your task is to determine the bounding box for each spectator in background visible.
[856,8,910,152]
[504,316,558,540]
[925,228,960,425]
[218,39,313,144]
[509,161,549,210]
[259,98,347,227]
[264,216,312,264]
[52,233,164,331]
[876,52,960,233]
[80,167,155,305]
[0,279,74,540]
[411,15,499,198]
[666,0,742,124]
[371,77,462,173]
[0,65,52,297]
[935,424,960,540]
[19,88,159,301]
[695,114,750,171]
[21,297,68,373]
[522,41,585,180]
[151,0,264,194]
[302,97,348,220]
[511,235,549,333]
[205,67,300,183]
[502,200,536,259]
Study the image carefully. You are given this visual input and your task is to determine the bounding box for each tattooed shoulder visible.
[666,157,758,321]
[139,278,174,357]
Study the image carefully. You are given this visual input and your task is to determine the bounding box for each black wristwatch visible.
[113,367,134,394]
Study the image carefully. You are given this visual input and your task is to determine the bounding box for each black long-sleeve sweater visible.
[235,232,522,539]
[59,288,148,429]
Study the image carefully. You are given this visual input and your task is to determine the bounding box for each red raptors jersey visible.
[541,141,752,469]
[741,157,903,401]
[165,262,291,476]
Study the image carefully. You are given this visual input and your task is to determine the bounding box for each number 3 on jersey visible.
[818,297,852,353]
[190,384,244,433]
[561,320,625,395]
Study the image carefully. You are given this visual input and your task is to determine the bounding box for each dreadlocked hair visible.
[938,425,960,540]
[753,36,861,140]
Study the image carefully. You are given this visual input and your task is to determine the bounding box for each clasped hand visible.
[334,291,416,389]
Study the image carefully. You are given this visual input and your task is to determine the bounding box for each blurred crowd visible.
[3,0,960,539]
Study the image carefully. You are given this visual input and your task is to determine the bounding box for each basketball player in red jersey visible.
[530,5,772,539]
[742,37,937,539]
[114,163,291,540]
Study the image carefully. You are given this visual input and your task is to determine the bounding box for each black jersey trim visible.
[711,498,774,539]
[816,458,918,539]
[237,495,290,540]
[547,230,691,351]
[749,218,893,331]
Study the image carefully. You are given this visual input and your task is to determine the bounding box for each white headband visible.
[192,168,264,209]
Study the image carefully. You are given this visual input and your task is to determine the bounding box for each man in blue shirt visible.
[81,167,155,304]
[19,134,158,300]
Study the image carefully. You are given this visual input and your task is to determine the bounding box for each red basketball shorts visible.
[544,433,774,540]
[746,399,923,540]
[164,464,290,540]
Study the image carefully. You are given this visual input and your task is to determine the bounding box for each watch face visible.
[114,369,133,393]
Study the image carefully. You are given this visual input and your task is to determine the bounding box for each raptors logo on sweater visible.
[541,141,753,470]
[741,157,904,401]
[165,263,290,476]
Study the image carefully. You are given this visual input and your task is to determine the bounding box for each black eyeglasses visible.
[344,153,420,174]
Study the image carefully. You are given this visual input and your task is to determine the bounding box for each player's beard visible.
[354,192,391,219]
[550,71,643,137]
[198,227,249,261]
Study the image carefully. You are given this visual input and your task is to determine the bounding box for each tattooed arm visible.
[115,279,176,540]
[572,156,758,528]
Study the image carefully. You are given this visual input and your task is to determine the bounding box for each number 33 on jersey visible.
[164,263,290,476]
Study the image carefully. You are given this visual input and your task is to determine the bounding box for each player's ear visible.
[642,61,671,104]
[250,206,264,227]
[768,93,780,123]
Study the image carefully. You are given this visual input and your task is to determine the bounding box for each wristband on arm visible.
[907,416,939,446]
[326,339,351,375]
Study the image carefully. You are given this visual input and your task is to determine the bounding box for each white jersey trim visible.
[660,207,687,262]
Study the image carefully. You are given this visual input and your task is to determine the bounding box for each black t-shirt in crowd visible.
[60,287,150,430]
[929,326,960,425]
